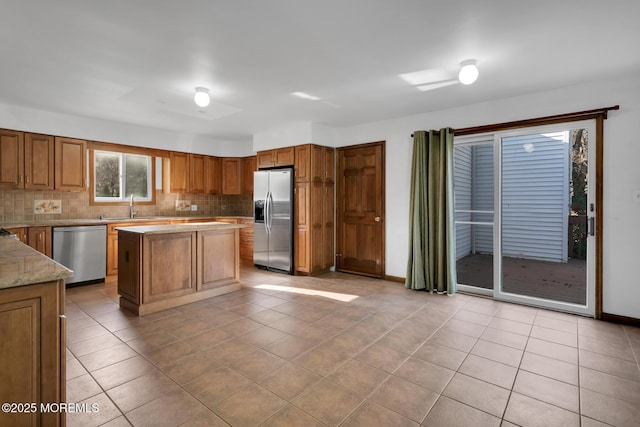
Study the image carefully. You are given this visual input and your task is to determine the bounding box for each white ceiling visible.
[2,0,639,142]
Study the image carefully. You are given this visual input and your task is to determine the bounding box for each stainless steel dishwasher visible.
[53,225,106,285]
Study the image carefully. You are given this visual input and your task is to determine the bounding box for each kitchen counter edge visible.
[0,236,73,289]
[116,222,247,235]
[1,216,253,228]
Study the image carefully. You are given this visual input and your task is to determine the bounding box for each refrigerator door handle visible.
[264,191,270,234]
[268,191,274,232]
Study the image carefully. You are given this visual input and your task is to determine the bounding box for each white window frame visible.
[93,150,153,203]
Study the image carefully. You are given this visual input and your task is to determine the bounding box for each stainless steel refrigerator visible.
[254,168,294,274]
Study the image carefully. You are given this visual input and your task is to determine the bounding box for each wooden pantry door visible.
[336,141,385,278]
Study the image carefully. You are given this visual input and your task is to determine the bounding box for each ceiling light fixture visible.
[194,87,210,107]
[458,60,479,85]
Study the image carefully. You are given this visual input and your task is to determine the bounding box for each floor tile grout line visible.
[64,270,640,426]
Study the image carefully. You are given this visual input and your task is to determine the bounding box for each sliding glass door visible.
[454,121,595,315]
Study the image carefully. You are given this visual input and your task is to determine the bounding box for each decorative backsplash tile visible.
[34,199,62,214]
[0,189,251,224]
[175,200,191,211]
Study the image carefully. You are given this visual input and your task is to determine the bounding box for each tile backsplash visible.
[0,189,252,223]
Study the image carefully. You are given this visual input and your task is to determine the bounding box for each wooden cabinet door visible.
[0,129,24,189]
[5,227,28,244]
[28,226,52,258]
[311,145,323,182]
[294,182,310,272]
[189,154,206,193]
[107,233,119,277]
[0,282,63,427]
[197,229,239,289]
[294,144,311,183]
[142,233,197,303]
[25,133,54,190]
[54,136,86,191]
[205,156,221,194]
[166,152,189,193]
[274,147,295,166]
[221,158,242,195]
[238,218,254,262]
[257,150,275,169]
[242,155,256,195]
[323,181,335,268]
[323,146,335,183]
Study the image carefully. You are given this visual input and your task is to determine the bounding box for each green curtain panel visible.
[405,128,457,293]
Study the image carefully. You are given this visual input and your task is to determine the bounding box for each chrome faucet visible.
[129,194,138,219]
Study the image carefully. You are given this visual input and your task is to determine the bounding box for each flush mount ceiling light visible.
[194,87,210,107]
[458,60,479,85]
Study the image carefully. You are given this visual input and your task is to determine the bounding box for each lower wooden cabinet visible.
[5,227,52,258]
[214,217,253,263]
[106,221,163,281]
[238,218,254,263]
[5,227,28,244]
[0,280,65,426]
[27,226,52,258]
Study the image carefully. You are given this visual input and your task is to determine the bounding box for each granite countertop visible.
[116,221,247,235]
[0,236,72,289]
[1,216,253,228]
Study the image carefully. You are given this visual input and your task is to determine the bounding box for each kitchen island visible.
[0,236,71,426]
[116,222,245,316]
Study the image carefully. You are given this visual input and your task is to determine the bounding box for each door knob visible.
[374,216,380,222]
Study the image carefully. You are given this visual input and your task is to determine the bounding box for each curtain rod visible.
[410,105,619,138]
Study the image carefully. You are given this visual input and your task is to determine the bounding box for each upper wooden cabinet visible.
[0,129,24,189]
[257,146,295,169]
[205,156,221,194]
[163,152,189,193]
[189,154,206,194]
[221,158,242,195]
[242,155,256,195]
[0,130,54,190]
[25,133,55,190]
[294,144,334,183]
[54,136,86,191]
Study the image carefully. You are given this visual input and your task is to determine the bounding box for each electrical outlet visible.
[191,204,198,211]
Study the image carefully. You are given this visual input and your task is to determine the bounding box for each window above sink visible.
[89,150,156,206]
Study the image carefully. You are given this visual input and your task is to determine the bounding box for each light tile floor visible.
[65,266,640,426]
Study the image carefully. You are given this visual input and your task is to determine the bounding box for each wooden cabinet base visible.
[117,227,242,316]
[119,282,240,316]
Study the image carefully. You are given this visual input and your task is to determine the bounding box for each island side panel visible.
[142,232,197,304]
[197,228,240,290]
[117,231,142,305]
